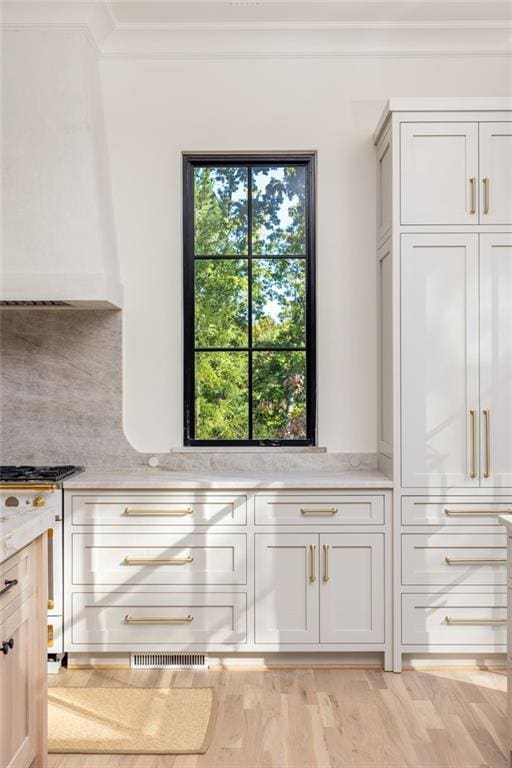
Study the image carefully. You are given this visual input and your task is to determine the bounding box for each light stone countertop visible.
[0,506,53,564]
[63,469,393,490]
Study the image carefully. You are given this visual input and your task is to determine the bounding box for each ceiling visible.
[108,1,512,26]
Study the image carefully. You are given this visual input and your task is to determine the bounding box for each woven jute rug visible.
[48,687,216,754]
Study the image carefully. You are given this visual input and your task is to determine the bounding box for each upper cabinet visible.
[479,123,512,225]
[400,120,512,226]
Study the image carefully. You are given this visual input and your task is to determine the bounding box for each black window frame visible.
[183,152,316,447]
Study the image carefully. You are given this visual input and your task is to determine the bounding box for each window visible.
[183,153,316,446]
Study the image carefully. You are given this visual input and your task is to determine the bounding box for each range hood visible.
[2,26,123,309]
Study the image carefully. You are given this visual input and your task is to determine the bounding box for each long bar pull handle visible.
[309,544,316,583]
[323,544,330,582]
[123,556,194,565]
[444,509,510,516]
[469,177,476,214]
[483,408,491,479]
[445,616,506,625]
[445,557,506,566]
[124,508,193,517]
[301,507,338,516]
[482,177,489,214]
[469,409,477,479]
[0,484,57,491]
[124,615,194,624]
[47,528,54,611]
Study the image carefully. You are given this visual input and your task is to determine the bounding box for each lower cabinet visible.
[255,533,385,645]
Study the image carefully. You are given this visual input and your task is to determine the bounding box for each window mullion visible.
[247,166,253,441]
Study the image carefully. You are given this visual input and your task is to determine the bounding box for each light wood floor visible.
[48,666,509,768]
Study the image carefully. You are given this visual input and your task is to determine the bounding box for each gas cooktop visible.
[0,465,83,483]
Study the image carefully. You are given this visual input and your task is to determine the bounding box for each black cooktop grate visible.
[0,465,82,482]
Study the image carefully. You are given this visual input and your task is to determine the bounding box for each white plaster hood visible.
[2,22,123,309]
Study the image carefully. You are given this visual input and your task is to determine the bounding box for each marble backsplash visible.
[0,309,377,472]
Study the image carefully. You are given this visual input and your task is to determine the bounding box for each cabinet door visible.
[0,600,35,768]
[255,534,319,644]
[400,122,478,225]
[480,234,512,488]
[401,234,480,488]
[479,123,512,225]
[320,534,384,643]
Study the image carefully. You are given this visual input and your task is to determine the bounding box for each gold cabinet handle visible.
[123,556,194,565]
[482,177,489,214]
[469,177,476,214]
[124,508,193,517]
[322,544,330,582]
[445,616,506,625]
[48,624,54,648]
[309,544,316,583]
[444,508,510,516]
[124,614,194,624]
[301,507,338,516]
[445,557,506,566]
[483,408,491,479]
[469,409,477,478]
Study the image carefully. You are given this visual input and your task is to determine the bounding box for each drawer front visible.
[402,497,511,526]
[71,592,247,645]
[402,594,507,646]
[0,544,34,616]
[71,532,246,585]
[71,494,247,526]
[402,533,507,585]
[255,494,385,525]
[48,615,63,653]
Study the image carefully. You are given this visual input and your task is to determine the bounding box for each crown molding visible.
[2,1,511,59]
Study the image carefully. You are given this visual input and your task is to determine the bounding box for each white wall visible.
[100,54,511,453]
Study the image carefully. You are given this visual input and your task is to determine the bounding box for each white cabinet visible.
[254,534,319,644]
[320,534,384,644]
[400,122,478,225]
[479,234,512,488]
[479,123,512,225]
[401,233,479,488]
[254,532,385,646]
[400,120,512,225]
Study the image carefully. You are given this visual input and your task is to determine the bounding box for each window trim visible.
[182,152,317,447]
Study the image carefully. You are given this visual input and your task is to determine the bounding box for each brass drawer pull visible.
[48,625,54,648]
[124,508,193,517]
[469,409,477,478]
[445,616,506,625]
[482,177,489,214]
[309,544,316,583]
[323,544,330,582]
[123,556,194,565]
[124,614,194,624]
[445,557,506,566]
[444,508,510,516]
[301,507,338,516]
[483,409,491,479]
[469,177,476,214]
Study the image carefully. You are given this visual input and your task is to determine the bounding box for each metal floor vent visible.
[0,300,71,307]
[130,652,208,670]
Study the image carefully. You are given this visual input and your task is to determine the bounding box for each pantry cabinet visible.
[375,98,512,671]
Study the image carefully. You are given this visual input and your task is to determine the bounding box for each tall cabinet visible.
[374,98,512,671]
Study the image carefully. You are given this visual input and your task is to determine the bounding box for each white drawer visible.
[402,593,507,646]
[48,616,63,653]
[71,494,247,526]
[71,532,247,585]
[71,592,247,646]
[402,497,511,526]
[255,494,385,525]
[402,533,507,586]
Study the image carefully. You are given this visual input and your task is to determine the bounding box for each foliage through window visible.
[183,154,316,445]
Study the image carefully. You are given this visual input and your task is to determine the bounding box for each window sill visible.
[172,446,327,454]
